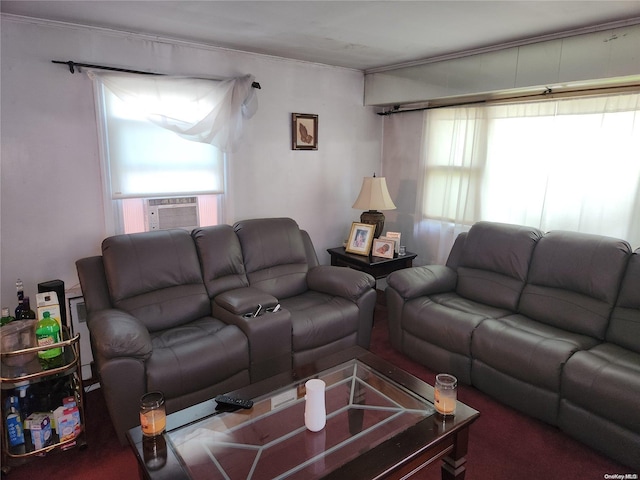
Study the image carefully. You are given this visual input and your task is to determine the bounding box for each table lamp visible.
[352,174,396,238]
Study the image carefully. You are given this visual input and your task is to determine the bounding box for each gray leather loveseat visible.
[386,221,639,469]
[77,217,376,443]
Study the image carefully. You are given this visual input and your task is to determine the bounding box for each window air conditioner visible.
[145,197,200,231]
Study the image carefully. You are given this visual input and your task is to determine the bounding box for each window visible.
[421,92,640,246]
[98,84,224,233]
[102,86,225,199]
[423,107,487,224]
[91,72,256,235]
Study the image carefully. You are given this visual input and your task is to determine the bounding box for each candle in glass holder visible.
[140,391,166,437]
[434,374,457,416]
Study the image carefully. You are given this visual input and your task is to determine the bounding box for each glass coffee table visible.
[128,347,479,480]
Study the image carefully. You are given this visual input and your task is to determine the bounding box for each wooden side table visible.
[327,247,417,280]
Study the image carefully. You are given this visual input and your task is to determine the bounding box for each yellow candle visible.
[434,389,456,415]
[140,409,166,436]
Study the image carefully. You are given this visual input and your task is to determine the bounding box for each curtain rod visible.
[377,83,640,116]
[52,60,261,89]
[377,100,485,116]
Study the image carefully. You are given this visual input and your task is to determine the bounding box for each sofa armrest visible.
[212,288,291,382]
[88,309,152,360]
[386,265,458,299]
[307,265,375,301]
[214,287,279,315]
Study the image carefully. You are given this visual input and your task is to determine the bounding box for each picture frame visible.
[378,236,397,254]
[384,231,401,253]
[292,113,318,150]
[372,238,395,259]
[345,222,375,256]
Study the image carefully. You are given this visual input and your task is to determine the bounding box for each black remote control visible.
[214,394,253,409]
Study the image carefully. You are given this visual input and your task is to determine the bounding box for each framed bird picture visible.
[292,113,318,150]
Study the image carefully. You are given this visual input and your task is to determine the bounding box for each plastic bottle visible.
[16,386,31,426]
[36,311,62,365]
[1,307,15,326]
[5,396,25,447]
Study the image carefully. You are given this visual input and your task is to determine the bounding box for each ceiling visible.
[3,1,640,71]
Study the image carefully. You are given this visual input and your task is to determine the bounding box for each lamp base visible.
[360,210,385,238]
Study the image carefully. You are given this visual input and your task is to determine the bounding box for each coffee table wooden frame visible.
[128,346,479,480]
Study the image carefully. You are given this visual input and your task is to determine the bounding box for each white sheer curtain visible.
[415,92,640,264]
[90,72,257,151]
[90,71,257,200]
[414,106,487,264]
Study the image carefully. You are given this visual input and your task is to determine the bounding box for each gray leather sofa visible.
[76,217,376,443]
[386,221,639,469]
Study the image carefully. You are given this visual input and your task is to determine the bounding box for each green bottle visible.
[36,311,62,364]
[1,307,15,326]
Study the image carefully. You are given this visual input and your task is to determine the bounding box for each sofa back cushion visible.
[519,231,631,339]
[607,249,640,353]
[233,218,309,299]
[101,229,210,332]
[192,225,249,298]
[445,231,467,269]
[301,230,320,268]
[456,222,543,311]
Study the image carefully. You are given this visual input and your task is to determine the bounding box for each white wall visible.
[379,110,424,256]
[0,16,382,308]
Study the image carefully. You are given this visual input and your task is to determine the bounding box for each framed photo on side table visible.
[383,231,401,253]
[346,222,375,256]
[372,238,395,258]
[292,113,318,150]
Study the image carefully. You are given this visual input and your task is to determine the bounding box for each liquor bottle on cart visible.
[16,297,36,320]
[14,278,24,318]
[1,307,15,326]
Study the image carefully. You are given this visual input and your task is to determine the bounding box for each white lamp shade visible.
[352,176,397,211]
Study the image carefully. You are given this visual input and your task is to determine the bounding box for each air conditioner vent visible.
[146,196,199,231]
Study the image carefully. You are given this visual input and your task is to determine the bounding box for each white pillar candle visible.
[304,379,326,432]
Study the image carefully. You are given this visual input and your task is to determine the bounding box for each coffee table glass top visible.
[167,359,435,480]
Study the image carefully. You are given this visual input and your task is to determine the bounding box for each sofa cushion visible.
[402,297,487,358]
[192,225,249,298]
[607,249,640,354]
[234,218,309,298]
[101,229,210,332]
[519,231,632,339]
[561,343,640,435]
[471,314,600,391]
[281,291,359,352]
[456,222,542,311]
[430,292,514,320]
[146,317,249,399]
